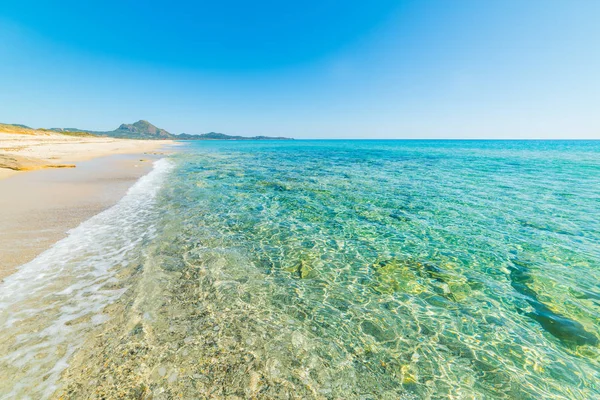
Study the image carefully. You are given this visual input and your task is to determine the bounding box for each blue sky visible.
[1,0,599,138]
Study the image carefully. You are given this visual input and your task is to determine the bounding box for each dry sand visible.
[0,130,176,280]
[0,131,170,178]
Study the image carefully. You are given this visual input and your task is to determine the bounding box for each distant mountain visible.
[176,132,293,140]
[13,120,293,140]
[60,120,174,139]
[111,120,172,139]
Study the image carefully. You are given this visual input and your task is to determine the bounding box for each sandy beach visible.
[0,130,174,280]
[0,130,170,179]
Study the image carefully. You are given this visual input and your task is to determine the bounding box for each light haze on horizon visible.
[1,0,599,139]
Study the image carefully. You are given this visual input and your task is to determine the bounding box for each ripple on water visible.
[3,141,600,399]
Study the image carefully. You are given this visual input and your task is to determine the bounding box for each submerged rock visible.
[509,259,598,347]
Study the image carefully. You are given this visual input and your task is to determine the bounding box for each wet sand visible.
[0,152,171,280]
[0,132,170,178]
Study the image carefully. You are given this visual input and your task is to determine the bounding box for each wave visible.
[0,158,174,399]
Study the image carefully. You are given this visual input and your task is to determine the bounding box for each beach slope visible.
[0,128,173,278]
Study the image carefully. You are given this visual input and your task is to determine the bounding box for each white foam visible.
[0,158,174,399]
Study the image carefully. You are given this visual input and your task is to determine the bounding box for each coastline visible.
[0,137,177,280]
[0,132,172,180]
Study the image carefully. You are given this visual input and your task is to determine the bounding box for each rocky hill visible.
[110,120,173,139]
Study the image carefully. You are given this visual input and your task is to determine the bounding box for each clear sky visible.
[1,0,599,139]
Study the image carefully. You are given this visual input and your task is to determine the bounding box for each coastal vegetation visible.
[0,123,93,137]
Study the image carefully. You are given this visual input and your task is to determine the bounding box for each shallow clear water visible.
[1,140,600,399]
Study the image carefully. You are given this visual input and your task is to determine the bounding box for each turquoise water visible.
[1,140,599,398]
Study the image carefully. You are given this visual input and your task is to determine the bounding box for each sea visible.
[0,140,599,399]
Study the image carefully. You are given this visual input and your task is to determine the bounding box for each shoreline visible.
[0,131,173,180]
[0,139,177,280]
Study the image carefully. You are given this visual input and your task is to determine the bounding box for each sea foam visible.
[0,158,173,399]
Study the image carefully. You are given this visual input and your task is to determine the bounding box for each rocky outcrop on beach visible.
[0,153,75,171]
